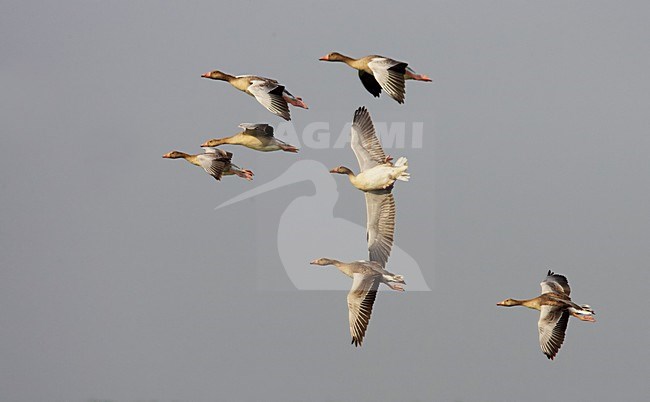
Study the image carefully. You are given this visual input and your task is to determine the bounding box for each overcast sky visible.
[1,1,649,401]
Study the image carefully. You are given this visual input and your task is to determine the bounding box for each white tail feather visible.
[393,157,410,181]
[569,305,595,316]
[394,157,408,167]
[396,173,410,182]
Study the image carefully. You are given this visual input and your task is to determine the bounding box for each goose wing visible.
[540,270,571,296]
[358,70,382,97]
[247,79,291,121]
[367,57,407,104]
[197,149,232,181]
[239,123,274,137]
[347,273,380,347]
[350,106,387,172]
[538,306,570,360]
[365,191,395,268]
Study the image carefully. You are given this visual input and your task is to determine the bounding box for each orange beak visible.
[200,72,211,78]
[319,55,329,61]
[162,153,172,158]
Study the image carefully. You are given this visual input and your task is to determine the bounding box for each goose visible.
[310,258,405,346]
[162,148,253,181]
[330,106,409,267]
[201,70,308,120]
[319,52,431,103]
[201,123,298,153]
[497,270,596,360]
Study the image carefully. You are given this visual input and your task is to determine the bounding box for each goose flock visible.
[163,52,595,358]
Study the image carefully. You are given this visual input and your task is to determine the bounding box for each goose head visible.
[329,166,355,176]
[319,52,347,62]
[496,298,522,307]
[201,70,231,80]
[310,258,337,266]
[162,151,187,159]
[201,138,226,148]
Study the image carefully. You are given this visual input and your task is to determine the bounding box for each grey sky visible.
[1,1,649,401]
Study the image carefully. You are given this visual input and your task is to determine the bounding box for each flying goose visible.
[162,148,253,181]
[319,52,431,103]
[497,270,596,360]
[310,258,405,346]
[330,106,409,267]
[201,70,308,120]
[201,123,298,153]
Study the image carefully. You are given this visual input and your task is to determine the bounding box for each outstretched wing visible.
[538,306,570,360]
[367,57,407,104]
[365,191,395,268]
[347,273,380,347]
[239,123,274,137]
[541,270,571,296]
[247,80,291,121]
[197,151,232,181]
[350,106,386,172]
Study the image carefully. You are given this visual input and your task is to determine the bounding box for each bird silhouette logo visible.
[216,159,431,291]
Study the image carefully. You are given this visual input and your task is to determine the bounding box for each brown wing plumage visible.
[247,80,291,120]
[347,274,380,347]
[350,106,387,172]
[197,150,232,181]
[541,270,571,296]
[538,306,570,360]
[367,58,407,104]
[365,191,396,268]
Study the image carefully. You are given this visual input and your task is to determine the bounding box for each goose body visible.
[319,52,431,103]
[201,123,298,153]
[162,148,253,181]
[341,163,409,191]
[497,270,595,360]
[330,107,409,267]
[310,258,405,346]
[201,71,307,121]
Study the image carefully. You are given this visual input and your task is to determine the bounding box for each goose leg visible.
[575,314,596,322]
[280,143,299,153]
[387,283,405,291]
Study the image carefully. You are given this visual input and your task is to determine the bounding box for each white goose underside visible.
[353,165,404,191]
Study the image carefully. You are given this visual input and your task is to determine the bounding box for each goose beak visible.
[319,55,329,61]
[309,260,317,265]
[200,140,210,147]
[162,153,171,158]
[201,72,210,78]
